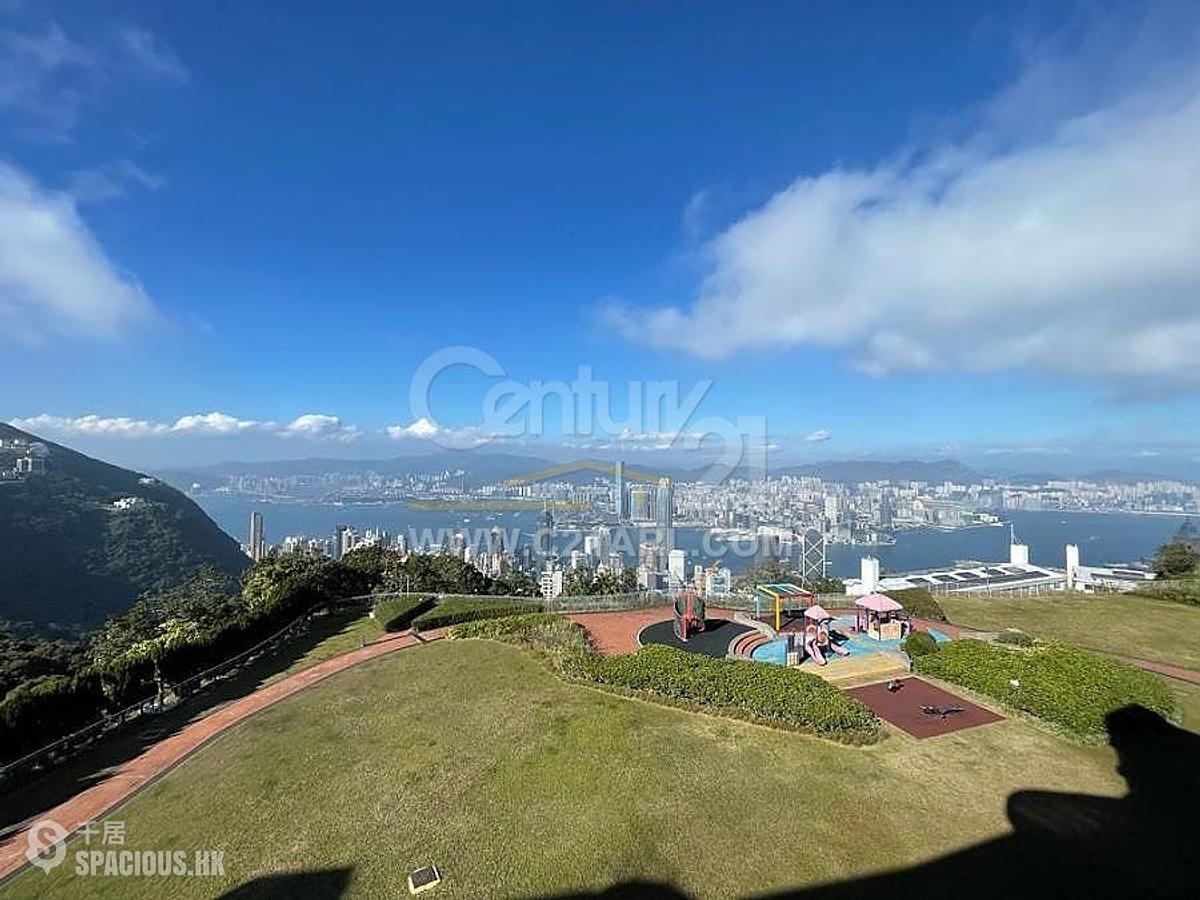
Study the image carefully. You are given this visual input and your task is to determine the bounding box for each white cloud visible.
[69,158,166,203]
[0,164,155,341]
[11,413,168,438]
[802,429,831,443]
[171,412,263,435]
[279,414,360,442]
[608,25,1200,386]
[115,26,188,83]
[384,417,498,449]
[386,417,440,439]
[0,22,94,141]
[11,411,362,443]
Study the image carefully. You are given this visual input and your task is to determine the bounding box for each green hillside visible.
[0,424,249,633]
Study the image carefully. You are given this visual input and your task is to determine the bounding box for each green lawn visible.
[939,592,1200,671]
[262,610,382,686]
[0,609,381,833]
[6,640,1129,899]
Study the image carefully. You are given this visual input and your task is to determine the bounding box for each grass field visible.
[939,592,1200,671]
[0,609,382,834]
[4,640,1131,899]
[262,610,382,686]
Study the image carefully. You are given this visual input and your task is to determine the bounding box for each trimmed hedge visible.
[890,587,947,622]
[996,628,1035,647]
[450,614,881,744]
[915,639,1175,740]
[374,596,436,632]
[903,631,939,658]
[413,597,542,630]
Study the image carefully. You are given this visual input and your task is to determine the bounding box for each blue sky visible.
[4,1,1200,472]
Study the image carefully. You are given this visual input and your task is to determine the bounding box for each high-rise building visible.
[249,511,264,562]
[613,461,626,520]
[656,477,674,551]
[332,524,351,561]
[667,549,686,586]
[655,478,674,528]
[629,488,650,520]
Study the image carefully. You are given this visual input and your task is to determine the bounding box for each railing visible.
[0,591,385,790]
[0,585,858,790]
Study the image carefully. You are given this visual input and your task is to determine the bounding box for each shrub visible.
[915,639,1174,740]
[903,631,939,658]
[450,616,880,744]
[593,646,880,743]
[996,628,1035,647]
[374,596,436,632]
[1132,579,1200,607]
[889,587,947,622]
[449,613,597,677]
[413,597,542,630]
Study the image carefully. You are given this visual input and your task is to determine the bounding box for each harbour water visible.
[196,495,1185,576]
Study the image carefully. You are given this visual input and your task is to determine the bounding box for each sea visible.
[196,496,1188,577]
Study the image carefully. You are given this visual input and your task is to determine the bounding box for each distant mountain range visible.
[157,451,988,488]
[0,424,249,634]
[153,449,1198,494]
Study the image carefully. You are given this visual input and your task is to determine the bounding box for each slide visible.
[806,639,826,665]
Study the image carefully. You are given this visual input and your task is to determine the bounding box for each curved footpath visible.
[0,627,446,883]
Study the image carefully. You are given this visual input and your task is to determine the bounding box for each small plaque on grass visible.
[408,865,441,894]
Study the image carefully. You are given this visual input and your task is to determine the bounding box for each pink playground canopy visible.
[855,593,903,613]
[804,605,833,621]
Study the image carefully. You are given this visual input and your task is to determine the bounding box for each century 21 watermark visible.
[408,346,768,482]
[25,818,225,878]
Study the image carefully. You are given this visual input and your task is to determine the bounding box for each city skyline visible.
[5,3,1200,472]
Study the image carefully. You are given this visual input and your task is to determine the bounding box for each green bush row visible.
[413,597,542,630]
[889,587,947,622]
[449,614,881,744]
[903,631,939,658]
[1131,579,1200,607]
[374,596,436,632]
[914,639,1175,740]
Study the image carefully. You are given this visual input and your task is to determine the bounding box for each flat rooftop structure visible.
[845,562,1066,596]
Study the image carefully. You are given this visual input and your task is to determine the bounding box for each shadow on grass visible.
[0,609,372,834]
[550,705,1199,900]
[218,866,354,898]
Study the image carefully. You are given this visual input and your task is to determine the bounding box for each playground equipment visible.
[854,593,910,642]
[673,589,706,641]
[778,604,851,666]
[799,604,850,666]
[753,583,813,632]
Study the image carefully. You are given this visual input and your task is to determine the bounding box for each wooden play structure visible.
[854,593,910,641]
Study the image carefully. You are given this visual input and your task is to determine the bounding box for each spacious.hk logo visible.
[25,819,68,873]
[23,817,225,879]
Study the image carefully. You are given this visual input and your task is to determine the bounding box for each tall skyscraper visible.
[613,461,626,521]
[655,477,673,529]
[249,511,264,562]
[656,477,674,551]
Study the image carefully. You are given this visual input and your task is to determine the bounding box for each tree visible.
[340,545,404,589]
[1153,541,1200,578]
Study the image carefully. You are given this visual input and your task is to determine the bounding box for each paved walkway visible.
[569,606,739,655]
[1113,655,1200,685]
[0,628,445,882]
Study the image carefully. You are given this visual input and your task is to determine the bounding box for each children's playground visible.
[592,582,999,738]
[744,583,950,671]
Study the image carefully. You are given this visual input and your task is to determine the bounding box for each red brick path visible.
[0,628,445,882]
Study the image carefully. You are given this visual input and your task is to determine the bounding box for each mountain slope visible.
[0,424,249,633]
